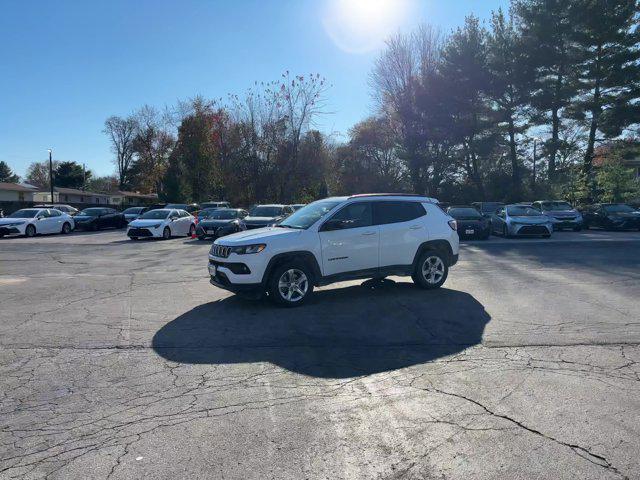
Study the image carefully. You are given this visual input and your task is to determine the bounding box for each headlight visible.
[148,223,161,229]
[2,221,24,227]
[231,244,266,254]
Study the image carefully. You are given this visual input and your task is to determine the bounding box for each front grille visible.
[211,244,231,258]
[518,225,548,235]
[128,228,153,237]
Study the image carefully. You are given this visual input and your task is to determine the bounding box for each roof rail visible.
[347,193,439,203]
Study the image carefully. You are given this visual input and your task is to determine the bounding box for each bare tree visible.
[103,115,139,189]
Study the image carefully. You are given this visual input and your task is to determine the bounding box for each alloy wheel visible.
[277,269,309,302]
[421,256,445,285]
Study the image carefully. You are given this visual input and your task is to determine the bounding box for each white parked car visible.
[0,208,74,237]
[127,208,196,240]
[208,194,460,306]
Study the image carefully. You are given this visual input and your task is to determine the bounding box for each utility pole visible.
[48,149,54,202]
[532,137,541,192]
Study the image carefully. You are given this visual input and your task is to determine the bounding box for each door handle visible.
[361,231,376,236]
[409,225,421,230]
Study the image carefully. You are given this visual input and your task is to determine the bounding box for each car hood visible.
[0,218,29,225]
[508,216,549,224]
[199,219,236,227]
[73,215,97,221]
[608,212,640,218]
[217,227,299,244]
[129,219,166,227]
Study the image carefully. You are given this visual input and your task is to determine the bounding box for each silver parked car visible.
[531,200,583,231]
[491,204,553,238]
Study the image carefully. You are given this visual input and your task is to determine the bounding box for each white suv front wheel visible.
[269,262,314,307]
[413,251,448,289]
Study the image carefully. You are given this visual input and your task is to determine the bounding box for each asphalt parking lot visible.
[1,229,639,479]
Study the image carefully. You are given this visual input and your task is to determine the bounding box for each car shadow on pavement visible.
[152,282,490,378]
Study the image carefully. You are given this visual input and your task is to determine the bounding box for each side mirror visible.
[321,219,348,231]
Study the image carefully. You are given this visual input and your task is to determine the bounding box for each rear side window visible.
[373,201,426,225]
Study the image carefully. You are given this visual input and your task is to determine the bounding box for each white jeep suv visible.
[208,194,459,306]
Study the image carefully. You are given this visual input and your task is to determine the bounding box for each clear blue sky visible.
[0,0,507,178]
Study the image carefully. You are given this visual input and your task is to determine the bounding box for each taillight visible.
[448,219,457,231]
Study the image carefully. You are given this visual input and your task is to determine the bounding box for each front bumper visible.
[0,226,23,236]
[550,217,583,230]
[208,253,266,285]
[510,224,552,236]
[74,222,95,230]
[127,227,156,238]
[197,225,237,238]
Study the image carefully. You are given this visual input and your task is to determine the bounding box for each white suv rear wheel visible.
[414,251,448,289]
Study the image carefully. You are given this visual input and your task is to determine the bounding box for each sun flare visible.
[322,0,413,54]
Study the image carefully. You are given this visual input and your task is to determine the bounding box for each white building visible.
[0,182,37,202]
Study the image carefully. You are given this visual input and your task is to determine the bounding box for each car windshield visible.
[164,204,186,209]
[7,209,39,218]
[541,201,573,211]
[278,200,342,229]
[139,210,170,219]
[201,203,227,209]
[123,207,144,214]
[603,204,635,213]
[78,208,102,216]
[249,206,283,217]
[507,206,543,216]
[448,208,482,219]
[208,210,238,220]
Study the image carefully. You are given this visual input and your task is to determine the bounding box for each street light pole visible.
[48,149,54,202]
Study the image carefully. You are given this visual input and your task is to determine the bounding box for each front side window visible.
[373,201,425,225]
[326,202,372,230]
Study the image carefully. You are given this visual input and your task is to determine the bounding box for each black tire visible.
[130,237,139,241]
[162,227,171,240]
[25,224,36,237]
[91,222,99,232]
[542,233,551,238]
[413,250,449,290]
[61,222,72,234]
[502,224,510,238]
[268,261,314,307]
[188,224,196,237]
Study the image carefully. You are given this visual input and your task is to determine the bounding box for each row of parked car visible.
[1,198,639,241]
[444,201,640,239]
[0,201,308,239]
